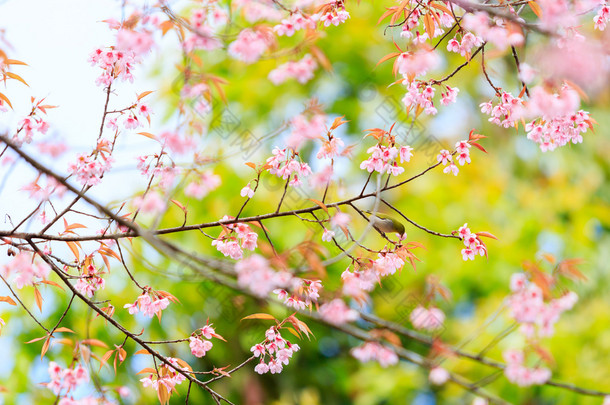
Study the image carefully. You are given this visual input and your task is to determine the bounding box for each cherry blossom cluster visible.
[396,49,440,77]
[45,361,89,396]
[321,211,351,242]
[68,139,114,186]
[180,83,213,116]
[132,191,167,215]
[123,291,171,318]
[184,170,221,199]
[397,5,454,42]
[74,263,106,298]
[105,99,152,132]
[136,154,179,189]
[402,80,454,115]
[350,342,398,367]
[116,29,155,56]
[373,251,405,277]
[273,278,322,310]
[316,133,344,160]
[436,140,471,177]
[409,305,445,331]
[185,26,221,53]
[446,32,483,57]
[140,357,186,397]
[461,12,524,51]
[1,251,50,289]
[22,176,67,202]
[160,131,197,156]
[16,114,49,146]
[535,0,603,30]
[403,81,434,114]
[88,47,138,87]
[212,216,258,260]
[594,2,610,30]
[341,264,378,300]
[521,86,591,152]
[360,143,413,176]
[266,147,312,187]
[235,255,294,297]
[286,113,326,150]
[228,28,274,63]
[273,13,316,36]
[320,9,350,28]
[456,223,487,261]
[251,326,300,374]
[104,12,161,57]
[480,87,592,151]
[502,349,552,387]
[318,298,359,325]
[268,54,318,85]
[183,6,225,52]
[189,323,224,358]
[36,139,69,158]
[507,273,578,338]
[479,91,523,129]
[68,152,114,187]
[234,0,282,23]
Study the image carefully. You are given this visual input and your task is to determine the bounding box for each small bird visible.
[364,210,406,235]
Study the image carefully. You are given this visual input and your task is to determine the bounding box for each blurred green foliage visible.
[3,1,609,404]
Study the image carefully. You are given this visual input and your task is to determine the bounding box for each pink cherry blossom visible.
[74,264,106,298]
[235,255,291,297]
[37,140,68,157]
[410,305,445,331]
[240,184,255,198]
[266,147,312,186]
[185,171,221,199]
[1,251,50,289]
[440,86,459,106]
[322,228,335,242]
[124,293,171,318]
[502,349,551,386]
[341,266,378,299]
[351,342,398,367]
[461,12,523,51]
[286,113,326,150]
[160,131,197,155]
[429,367,450,385]
[320,10,350,27]
[331,212,350,228]
[68,152,114,186]
[116,29,154,56]
[184,25,222,52]
[228,29,271,63]
[318,299,359,325]
[189,336,213,357]
[402,80,437,115]
[274,13,316,36]
[373,252,405,277]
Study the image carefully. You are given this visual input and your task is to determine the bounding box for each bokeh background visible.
[0,0,609,404]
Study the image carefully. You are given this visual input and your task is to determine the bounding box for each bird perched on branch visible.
[364,210,406,236]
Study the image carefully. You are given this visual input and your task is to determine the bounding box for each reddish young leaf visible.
[0,296,16,306]
[81,339,108,348]
[40,280,65,291]
[34,287,43,312]
[470,142,488,153]
[53,327,75,334]
[241,313,276,321]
